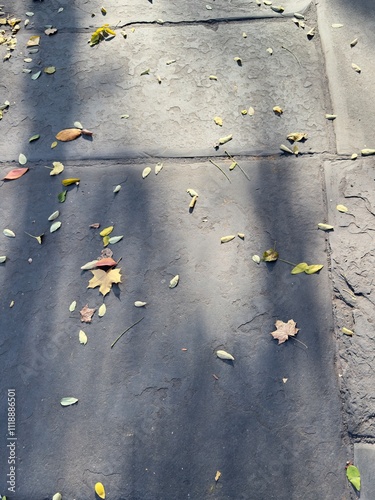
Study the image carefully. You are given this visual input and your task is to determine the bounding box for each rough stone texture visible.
[1,23,331,161]
[317,0,375,155]
[0,158,350,499]
[8,0,313,26]
[354,443,375,499]
[325,158,375,438]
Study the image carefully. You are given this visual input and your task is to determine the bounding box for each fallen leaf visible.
[24,231,43,244]
[31,71,41,80]
[262,248,279,262]
[217,350,234,361]
[280,144,294,154]
[44,66,56,74]
[60,397,78,406]
[287,132,307,142]
[74,121,83,129]
[58,190,67,202]
[325,114,337,120]
[318,223,334,231]
[51,141,58,149]
[189,195,198,209]
[187,188,199,197]
[351,154,358,160]
[361,149,375,156]
[3,167,28,180]
[214,116,223,126]
[346,465,360,491]
[62,178,80,186]
[101,7,107,14]
[81,260,100,270]
[50,221,61,233]
[100,226,114,237]
[291,263,309,275]
[79,330,88,344]
[342,327,354,336]
[69,301,77,312]
[155,162,163,174]
[96,258,117,268]
[140,68,150,76]
[26,35,40,46]
[56,128,82,142]
[271,5,284,12]
[234,57,242,65]
[50,161,64,176]
[90,24,116,46]
[266,47,273,55]
[241,109,248,116]
[166,59,177,65]
[90,223,100,229]
[273,106,283,115]
[248,106,255,116]
[221,235,235,243]
[336,204,348,213]
[29,134,40,142]
[52,494,62,500]
[217,134,233,146]
[134,301,147,307]
[229,161,237,170]
[307,27,315,38]
[209,75,218,80]
[351,63,361,73]
[108,235,123,245]
[98,303,106,317]
[0,256,7,263]
[238,233,245,239]
[80,304,96,322]
[45,27,58,35]
[215,471,221,482]
[95,482,106,499]
[3,229,15,238]
[9,300,14,308]
[271,319,299,344]
[169,275,179,288]
[102,235,110,247]
[48,211,60,221]
[350,38,358,47]
[304,264,323,274]
[332,23,344,28]
[18,153,27,165]
[252,255,261,264]
[87,268,122,296]
[142,167,151,178]
[113,184,121,193]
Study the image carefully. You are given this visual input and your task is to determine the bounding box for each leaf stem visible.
[279,258,297,267]
[209,159,231,183]
[292,337,308,349]
[224,150,250,181]
[111,317,144,348]
[281,45,302,68]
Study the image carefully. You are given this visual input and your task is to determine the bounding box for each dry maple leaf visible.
[271,319,299,344]
[80,304,96,323]
[87,268,122,296]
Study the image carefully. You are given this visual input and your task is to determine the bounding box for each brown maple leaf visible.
[271,319,299,344]
[80,304,96,323]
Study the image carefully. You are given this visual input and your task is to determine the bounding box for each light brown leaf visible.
[87,268,122,296]
[271,319,299,344]
[80,304,96,323]
[287,132,308,142]
[56,128,82,142]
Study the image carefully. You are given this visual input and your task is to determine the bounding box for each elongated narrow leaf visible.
[69,300,77,312]
[221,235,235,243]
[48,210,60,221]
[95,258,117,268]
[98,303,106,317]
[62,178,80,186]
[169,275,179,288]
[60,397,78,406]
[113,184,121,193]
[336,204,348,213]
[351,63,361,73]
[50,221,62,233]
[99,226,114,237]
[219,134,233,145]
[346,465,360,491]
[361,149,375,156]
[342,327,353,336]
[350,38,358,47]
[3,229,15,238]
[56,128,82,142]
[134,301,147,307]
[108,235,123,244]
[318,223,334,231]
[3,167,28,180]
[155,162,163,174]
[291,263,309,274]
[81,260,99,270]
[29,134,40,142]
[217,350,234,361]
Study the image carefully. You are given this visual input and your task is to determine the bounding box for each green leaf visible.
[31,70,41,80]
[44,66,56,74]
[108,235,123,244]
[58,190,67,203]
[262,248,279,262]
[291,262,309,274]
[18,153,27,165]
[29,134,40,142]
[304,264,323,275]
[60,397,78,406]
[346,465,360,491]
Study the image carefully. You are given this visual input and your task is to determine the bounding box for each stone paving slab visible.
[1,21,332,161]
[354,443,375,499]
[7,0,313,26]
[0,158,349,499]
[317,0,375,155]
[324,158,375,439]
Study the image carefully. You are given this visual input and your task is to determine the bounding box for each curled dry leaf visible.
[262,248,279,262]
[214,116,223,126]
[3,167,28,180]
[216,350,234,361]
[221,235,235,243]
[215,471,221,482]
[307,27,315,38]
[62,178,80,186]
[169,275,179,288]
[44,66,56,74]
[351,63,361,73]
[234,57,242,65]
[56,128,82,142]
[95,482,106,499]
[80,304,96,323]
[60,397,78,406]
[318,223,334,231]
[50,161,64,176]
[350,38,358,47]
[90,223,100,229]
[273,106,283,115]
[79,330,88,344]
[187,188,198,197]
[287,132,307,142]
[271,319,299,344]
[45,27,58,35]
[238,233,245,239]
[189,195,198,209]
[342,327,353,336]
[134,301,147,307]
[266,47,273,55]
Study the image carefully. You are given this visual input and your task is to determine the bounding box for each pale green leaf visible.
[134,301,147,307]
[113,184,121,193]
[31,70,41,80]
[0,256,7,263]
[29,134,40,142]
[346,465,360,491]
[50,221,62,233]
[108,235,123,244]
[69,300,77,312]
[18,153,27,165]
[169,275,179,288]
[142,167,151,178]
[98,303,106,317]
[221,235,235,243]
[3,229,15,238]
[304,264,324,274]
[217,350,234,361]
[48,210,60,221]
[318,223,334,231]
[291,262,309,275]
[336,204,348,213]
[60,397,78,406]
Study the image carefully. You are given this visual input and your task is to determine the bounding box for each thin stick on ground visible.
[111,316,144,348]
[292,337,308,349]
[209,159,231,183]
[224,150,250,181]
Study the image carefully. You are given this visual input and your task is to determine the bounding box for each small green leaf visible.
[50,221,62,233]
[29,134,40,142]
[51,141,58,149]
[74,121,83,129]
[58,190,67,202]
[31,70,41,80]
[44,66,56,74]
[98,303,106,317]
[108,235,123,244]
[252,255,261,264]
[48,210,60,221]
[346,465,360,491]
[142,167,151,178]
[79,330,88,345]
[18,153,27,165]
[262,248,279,262]
[69,301,77,312]
[291,262,309,275]
[304,264,323,274]
[60,397,78,406]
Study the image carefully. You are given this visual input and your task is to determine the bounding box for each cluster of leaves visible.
[90,24,116,46]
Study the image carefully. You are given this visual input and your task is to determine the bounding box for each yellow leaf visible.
[87,268,122,296]
[214,116,223,126]
[304,264,324,274]
[50,161,64,176]
[98,303,106,317]
[215,471,221,482]
[99,226,114,237]
[102,235,110,247]
[221,235,235,243]
[291,263,309,275]
[62,178,80,186]
[44,66,56,74]
[342,327,353,336]
[273,106,283,115]
[336,204,348,213]
[79,330,88,345]
[95,482,106,499]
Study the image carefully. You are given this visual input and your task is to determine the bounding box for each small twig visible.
[292,337,308,349]
[111,317,144,348]
[224,150,250,181]
[278,258,297,267]
[281,45,302,68]
[209,159,231,183]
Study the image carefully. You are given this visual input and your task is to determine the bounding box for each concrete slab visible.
[324,158,375,438]
[0,157,349,499]
[1,21,332,161]
[317,0,375,154]
[354,443,375,500]
[6,0,313,26]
